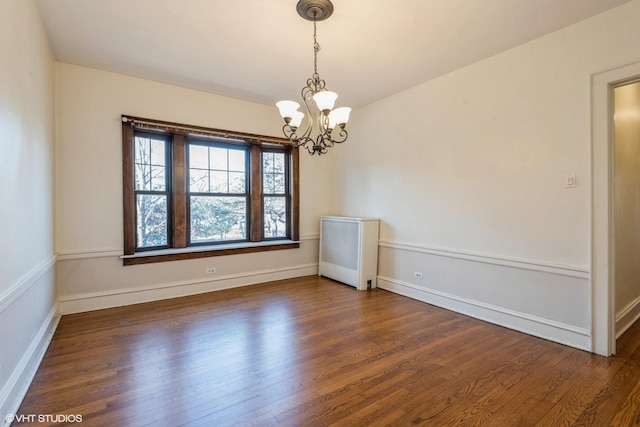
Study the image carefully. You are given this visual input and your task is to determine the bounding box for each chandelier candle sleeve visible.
[275,0,350,156]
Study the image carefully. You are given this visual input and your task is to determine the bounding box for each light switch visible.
[565,174,576,188]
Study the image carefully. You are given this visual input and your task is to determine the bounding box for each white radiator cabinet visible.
[319,216,380,290]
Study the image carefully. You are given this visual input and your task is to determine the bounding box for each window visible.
[188,142,248,244]
[262,151,289,239]
[134,133,171,250]
[122,116,299,265]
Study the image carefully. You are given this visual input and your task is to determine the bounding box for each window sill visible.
[120,240,300,266]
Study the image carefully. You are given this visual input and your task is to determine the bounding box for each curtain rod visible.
[121,115,292,147]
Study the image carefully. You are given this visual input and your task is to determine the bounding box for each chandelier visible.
[276,0,351,155]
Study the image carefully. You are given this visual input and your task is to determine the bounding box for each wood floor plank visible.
[13,276,640,426]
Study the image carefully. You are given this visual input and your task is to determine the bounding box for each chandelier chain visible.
[313,21,320,76]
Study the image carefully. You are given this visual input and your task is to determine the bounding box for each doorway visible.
[613,80,640,341]
[592,61,640,356]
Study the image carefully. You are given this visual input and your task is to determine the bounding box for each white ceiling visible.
[35,0,631,109]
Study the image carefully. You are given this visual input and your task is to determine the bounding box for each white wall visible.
[55,63,334,313]
[334,0,640,351]
[614,81,640,335]
[0,0,58,423]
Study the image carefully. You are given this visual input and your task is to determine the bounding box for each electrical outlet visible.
[414,272,423,279]
[206,267,216,274]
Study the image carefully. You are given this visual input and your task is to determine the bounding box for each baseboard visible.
[616,295,640,339]
[0,303,60,427]
[59,263,319,314]
[378,276,591,351]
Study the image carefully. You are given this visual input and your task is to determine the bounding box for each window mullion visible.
[172,134,187,248]
[250,144,262,242]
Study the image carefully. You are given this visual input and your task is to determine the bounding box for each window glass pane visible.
[272,152,285,172]
[263,152,274,173]
[263,171,274,194]
[190,196,247,242]
[151,166,166,191]
[264,196,287,238]
[189,144,209,169]
[229,172,246,193]
[229,149,246,172]
[150,140,165,166]
[135,136,167,191]
[135,137,151,162]
[210,171,228,193]
[136,194,168,248]
[189,168,208,193]
[263,152,286,195]
[210,147,228,170]
[273,173,285,194]
[135,162,151,191]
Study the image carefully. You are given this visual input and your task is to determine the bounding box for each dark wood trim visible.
[250,145,263,242]
[122,115,291,147]
[122,115,301,265]
[172,135,187,248]
[122,123,136,255]
[122,242,300,265]
[291,147,300,241]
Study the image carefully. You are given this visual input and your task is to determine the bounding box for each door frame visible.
[592,61,640,356]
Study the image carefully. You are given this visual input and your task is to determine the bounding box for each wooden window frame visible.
[122,115,299,266]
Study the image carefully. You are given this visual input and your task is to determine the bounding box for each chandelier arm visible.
[319,133,333,148]
[295,135,317,155]
[298,85,314,140]
[315,136,330,154]
[329,127,348,144]
[282,124,300,142]
[319,112,331,135]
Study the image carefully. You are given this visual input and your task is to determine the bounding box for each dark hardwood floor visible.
[14,276,640,426]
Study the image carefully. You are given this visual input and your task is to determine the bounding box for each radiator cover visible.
[319,216,380,290]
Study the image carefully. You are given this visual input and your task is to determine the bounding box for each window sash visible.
[189,194,249,245]
[261,149,290,240]
[187,140,250,245]
[133,133,171,251]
